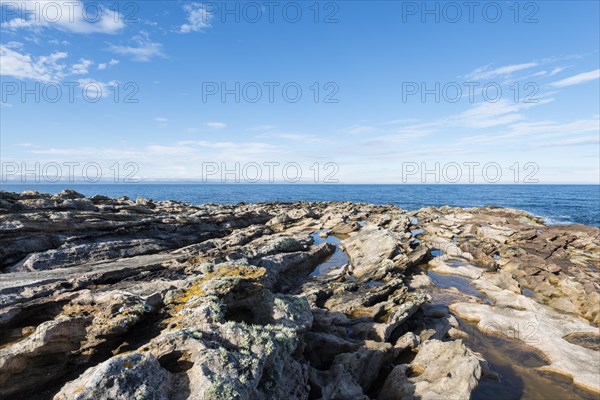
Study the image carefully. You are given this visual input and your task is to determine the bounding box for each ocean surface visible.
[2,184,599,227]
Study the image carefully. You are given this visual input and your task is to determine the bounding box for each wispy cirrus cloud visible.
[250,125,277,132]
[205,122,226,129]
[361,130,430,149]
[20,139,293,181]
[550,69,600,87]
[154,117,168,126]
[461,116,600,145]
[173,140,283,161]
[107,32,166,62]
[466,62,539,80]
[388,98,554,134]
[342,125,376,135]
[453,98,554,128]
[470,58,577,86]
[256,132,324,143]
[536,135,599,148]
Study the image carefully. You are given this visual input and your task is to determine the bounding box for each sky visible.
[0,0,599,184]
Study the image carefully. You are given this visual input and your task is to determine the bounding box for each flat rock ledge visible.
[0,190,598,399]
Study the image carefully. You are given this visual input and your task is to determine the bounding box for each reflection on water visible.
[430,249,444,257]
[521,287,535,297]
[309,231,351,277]
[463,317,598,400]
[445,259,477,267]
[427,269,490,302]
[424,264,599,400]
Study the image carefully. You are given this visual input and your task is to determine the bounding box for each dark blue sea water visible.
[1,184,599,227]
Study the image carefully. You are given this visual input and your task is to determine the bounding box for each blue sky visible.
[1,0,599,183]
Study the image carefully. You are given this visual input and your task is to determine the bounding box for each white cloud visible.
[383,118,419,125]
[173,140,282,161]
[390,98,553,134]
[368,95,556,150]
[77,79,118,98]
[257,132,324,143]
[500,69,549,84]
[70,58,93,75]
[0,45,105,84]
[550,69,600,87]
[454,100,524,128]
[361,130,429,148]
[0,44,68,81]
[508,118,599,137]
[21,139,290,181]
[466,62,538,80]
[107,32,165,62]
[461,116,600,145]
[343,125,376,135]
[145,145,196,156]
[250,125,277,131]
[180,3,213,33]
[4,41,23,49]
[154,117,168,126]
[28,147,138,157]
[548,67,565,76]
[453,99,552,129]
[537,135,600,148]
[0,0,125,34]
[48,39,70,46]
[205,122,226,129]
[98,58,119,70]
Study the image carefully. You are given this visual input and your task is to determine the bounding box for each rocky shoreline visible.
[0,190,598,400]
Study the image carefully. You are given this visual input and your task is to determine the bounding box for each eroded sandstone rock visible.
[379,339,482,400]
[0,191,597,399]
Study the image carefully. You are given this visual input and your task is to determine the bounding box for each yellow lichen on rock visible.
[172,265,266,313]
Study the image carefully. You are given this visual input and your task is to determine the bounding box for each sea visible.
[1,184,598,228]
